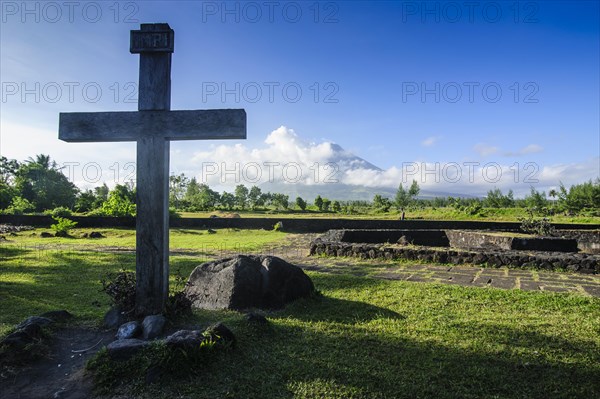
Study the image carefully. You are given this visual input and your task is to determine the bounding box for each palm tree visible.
[26,154,57,170]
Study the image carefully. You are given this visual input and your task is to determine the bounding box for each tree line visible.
[1,155,598,217]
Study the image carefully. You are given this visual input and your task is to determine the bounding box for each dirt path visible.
[0,328,113,399]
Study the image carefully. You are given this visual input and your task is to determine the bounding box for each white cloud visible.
[189,126,365,187]
[473,143,499,156]
[183,127,598,197]
[504,144,543,156]
[421,136,440,147]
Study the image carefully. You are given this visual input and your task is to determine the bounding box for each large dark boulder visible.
[184,255,315,311]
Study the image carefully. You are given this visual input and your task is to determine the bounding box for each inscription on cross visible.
[59,23,246,315]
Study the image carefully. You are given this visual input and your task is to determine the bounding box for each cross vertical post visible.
[132,23,174,315]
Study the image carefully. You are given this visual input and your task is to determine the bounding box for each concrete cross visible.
[58,23,246,316]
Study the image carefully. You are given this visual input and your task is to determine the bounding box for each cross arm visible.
[59,109,246,142]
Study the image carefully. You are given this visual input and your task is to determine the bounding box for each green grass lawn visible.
[0,228,286,335]
[1,232,599,398]
[4,227,286,252]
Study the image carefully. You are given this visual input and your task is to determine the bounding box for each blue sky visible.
[1,1,598,197]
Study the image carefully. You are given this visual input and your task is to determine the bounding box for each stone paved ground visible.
[261,234,600,297]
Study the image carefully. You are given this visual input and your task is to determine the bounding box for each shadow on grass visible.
[449,320,600,358]
[0,250,208,333]
[0,250,136,331]
[140,274,598,398]
[277,295,405,325]
[138,306,600,399]
[171,229,206,235]
[246,323,599,398]
[308,271,391,291]
[0,245,30,260]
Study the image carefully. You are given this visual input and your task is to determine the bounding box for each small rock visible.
[164,329,204,350]
[1,331,34,349]
[245,312,268,325]
[204,322,235,347]
[89,231,104,239]
[107,339,149,361]
[116,321,141,340]
[54,231,69,238]
[1,322,44,348]
[40,232,53,238]
[103,307,127,329]
[207,229,217,234]
[142,315,166,340]
[40,310,73,322]
[16,316,53,330]
[21,323,44,339]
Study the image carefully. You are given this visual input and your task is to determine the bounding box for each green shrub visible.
[2,196,34,215]
[88,187,136,217]
[464,203,485,216]
[165,267,194,318]
[101,268,193,317]
[44,206,73,218]
[85,207,107,217]
[100,270,137,312]
[50,216,78,236]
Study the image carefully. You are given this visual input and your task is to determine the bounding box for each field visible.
[3,227,286,252]
[1,228,599,398]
